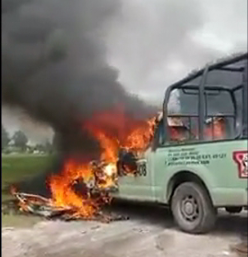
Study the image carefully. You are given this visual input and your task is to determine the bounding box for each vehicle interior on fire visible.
[156,53,248,146]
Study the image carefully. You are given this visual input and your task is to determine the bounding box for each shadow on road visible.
[214,212,247,237]
[108,200,247,236]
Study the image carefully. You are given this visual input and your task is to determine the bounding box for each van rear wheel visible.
[171,182,216,234]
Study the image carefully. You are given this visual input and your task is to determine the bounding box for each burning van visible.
[11,52,248,234]
[112,52,248,234]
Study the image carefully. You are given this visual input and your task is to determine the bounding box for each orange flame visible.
[48,160,98,218]
[47,108,156,218]
[12,107,156,219]
[204,117,225,140]
[123,117,155,151]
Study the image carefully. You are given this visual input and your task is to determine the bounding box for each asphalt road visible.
[2,203,247,257]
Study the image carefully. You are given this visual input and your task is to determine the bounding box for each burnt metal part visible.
[6,192,128,222]
[198,66,209,140]
[117,149,138,176]
[73,179,90,198]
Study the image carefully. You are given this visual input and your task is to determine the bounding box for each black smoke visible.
[2,0,157,160]
[2,0,159,195]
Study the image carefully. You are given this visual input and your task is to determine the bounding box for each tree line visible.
[2,125,54,154]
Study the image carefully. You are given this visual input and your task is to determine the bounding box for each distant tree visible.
[2,125,10,150]
[34,143,45,152]
[12,130,28,151]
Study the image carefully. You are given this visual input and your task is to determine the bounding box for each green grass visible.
[2,213,43,228]
[2,154,54,227]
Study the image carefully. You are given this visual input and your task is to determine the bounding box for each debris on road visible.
[230,240,248,257]
[5,191,129,223]
[13,192,73,218]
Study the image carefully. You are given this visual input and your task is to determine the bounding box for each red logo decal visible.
[233,151,248,178]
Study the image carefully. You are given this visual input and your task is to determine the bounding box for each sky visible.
[106,0,247,102]
[2,0,247,144]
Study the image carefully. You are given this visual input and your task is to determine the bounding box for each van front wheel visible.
[171,182,216,234]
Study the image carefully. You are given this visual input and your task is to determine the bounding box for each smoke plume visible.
[2,0,158,157]
[3,0,246,150]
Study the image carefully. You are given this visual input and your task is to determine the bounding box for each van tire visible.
[171,182,216,234]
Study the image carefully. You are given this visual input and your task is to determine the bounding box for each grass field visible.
[2,154,54,227]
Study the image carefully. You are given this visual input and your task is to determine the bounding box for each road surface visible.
[2,203,247,257]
